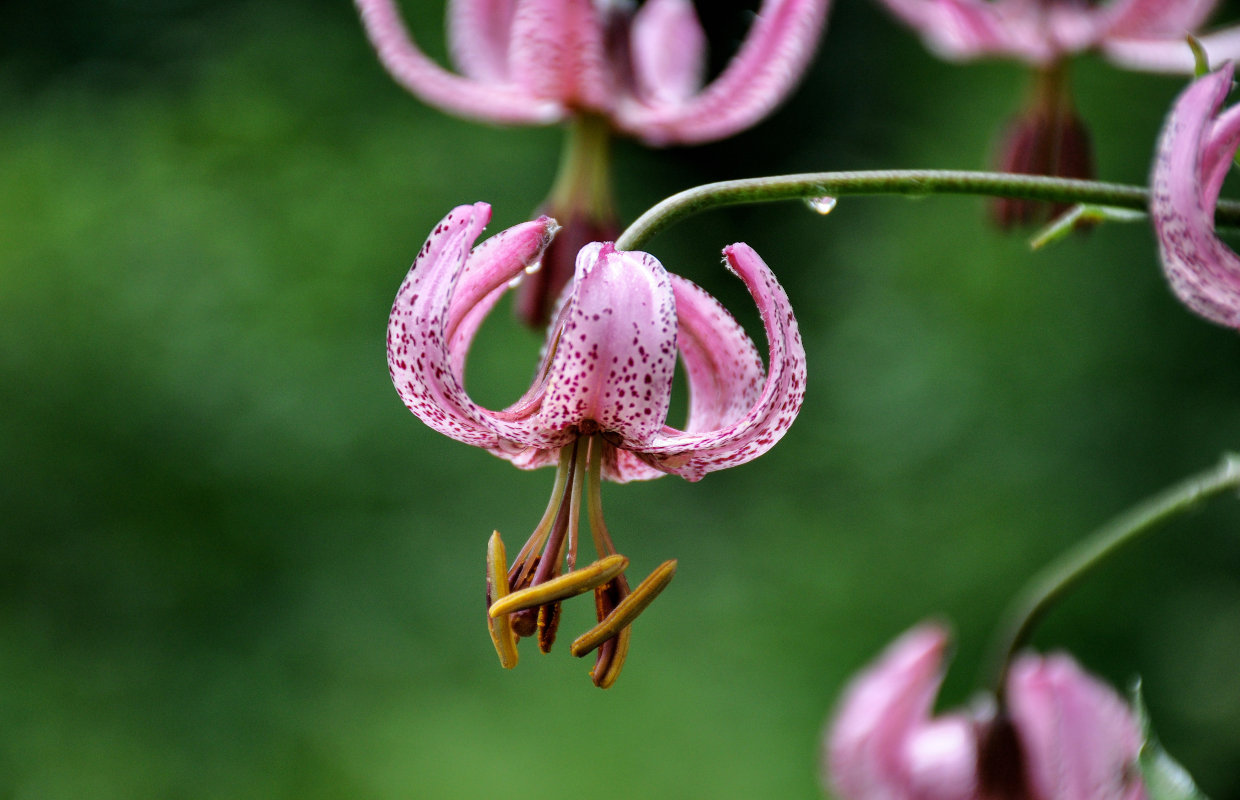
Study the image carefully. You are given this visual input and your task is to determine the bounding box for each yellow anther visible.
[488,554,630,618]
[571,559,677,658]
[486,531,519,669]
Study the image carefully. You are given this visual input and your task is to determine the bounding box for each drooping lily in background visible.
[823,623,1147,800]
[1151,61,1240,328]
[874,0,1240,226]
[386,202,806,686]
[356,0,830,325]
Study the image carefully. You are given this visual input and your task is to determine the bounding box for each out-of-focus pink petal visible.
[537,243,677,446]
[824,624,978,800]
[875,0,1040,62]
[1007,654,1146,800]
[446,0,516,82]
[630,0,708,105]
[355,0,562,125]
[616,0,830,145]
[387,203,565,453]
[638,243,805,482]
[1103,0,1217,40]
[1150,63,1240,327]
[508,0,613,111]
[1102,25,1240,72]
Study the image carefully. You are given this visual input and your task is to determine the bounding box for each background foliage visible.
[2,1,1239,797]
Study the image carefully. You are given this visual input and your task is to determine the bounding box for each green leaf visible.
[1131,679,1211,800]
[1186,36,1211,78]
[1029,205,1146,250]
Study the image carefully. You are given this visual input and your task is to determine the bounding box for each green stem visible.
[987,453,1240,700]
[547,114,615,219]
[614,170,1240,251]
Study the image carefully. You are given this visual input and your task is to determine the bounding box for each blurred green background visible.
[3,1,1239,797]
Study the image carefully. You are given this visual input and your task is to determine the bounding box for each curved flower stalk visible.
[1150,62,1240,328]
[386,202,806,686]
[875,0,1240,227]
[823,624,1147,800]
[356,0,830,327]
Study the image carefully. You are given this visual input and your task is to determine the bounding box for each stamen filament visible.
[489,554,630,617]
[485,531,519,669]
[572,559,678,657]
[585,435,619,557]
[509,445,575,589]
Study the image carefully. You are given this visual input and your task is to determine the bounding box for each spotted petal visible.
[355,0,562,125]
[537,243,677,447]
[636,243,805,482]
[617,0,830,145]
[606,272,767,483]
[387,203,565,454]
[1150,63,1240,328]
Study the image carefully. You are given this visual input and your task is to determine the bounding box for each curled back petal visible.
[629,0,708,105]
[874,0,1032,62]
[1007,654,1145,800]
[537,243,678,447]
[616,0,830,146]
[387,203,566,453]
[355,0,563,125]
[824,624,979,800]
[637,243,805,482]
[1150,63,1240,327]
[446,0,517,82]
[1101,26,1240,73]
[507,0,614,111]
[602,273,765,484]
[1102,0,1217,40]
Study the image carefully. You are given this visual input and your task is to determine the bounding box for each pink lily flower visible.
[386,202,806,686]
[1150,62,1240,328]
[354,0,829,146]
[356,0,830,327]
[876,0,1239,72]
[823,623,1147,800]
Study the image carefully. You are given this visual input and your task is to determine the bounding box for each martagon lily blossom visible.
[874,0,1240,227]
[1150,61,1240,328]
[824,623,1147,800]
[876,0,1240,72]
[354,0,829,145]
[386,202,806,687]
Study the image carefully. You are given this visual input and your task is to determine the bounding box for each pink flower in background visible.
[874,0,1240,227]
[824,623,1147,800]
[1150,62,1240,328]
[876,0,1240,72]
[386,201,805,685]
[357,0,831,327]
[354,0,830,146]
